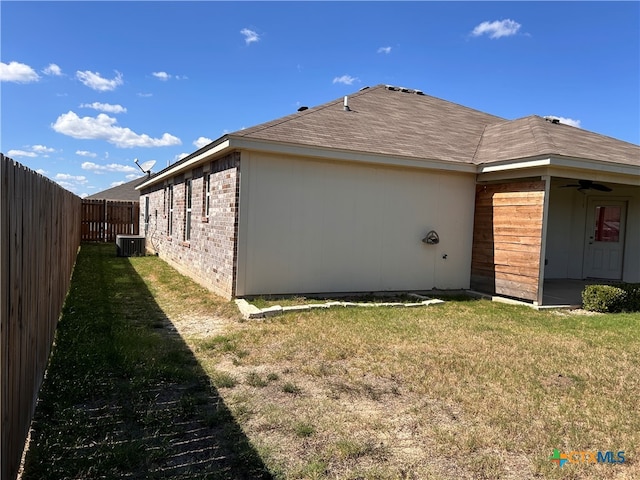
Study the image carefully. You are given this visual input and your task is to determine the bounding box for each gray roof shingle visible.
[145,84,637,188]
[232,84,639,168]
[86,176,146,201]
[474,115,640,166]
[232,84,504,164]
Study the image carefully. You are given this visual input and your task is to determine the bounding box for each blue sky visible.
[2,1,638,197]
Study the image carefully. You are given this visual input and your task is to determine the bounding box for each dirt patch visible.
[552,308,600,316]
[169,313,228,338]
[542,373,575,388]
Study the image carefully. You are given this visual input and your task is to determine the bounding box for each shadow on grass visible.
[22,244,272,480]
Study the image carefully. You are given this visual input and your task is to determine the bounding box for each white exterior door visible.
[583,199,626,279]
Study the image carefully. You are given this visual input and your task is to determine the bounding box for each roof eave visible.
[477,155,640,186]
[229,137,478,174]
[136,136,232,190]
[137,136,479,191]
[478,155,640,177]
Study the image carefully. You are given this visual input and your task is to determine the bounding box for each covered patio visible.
[471,174,639,308]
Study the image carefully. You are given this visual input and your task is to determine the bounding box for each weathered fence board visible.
[1,154,81,480]
[81,199,139,242]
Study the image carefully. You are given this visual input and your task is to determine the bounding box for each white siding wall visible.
[545,181,640,282]
[236,152,476,296]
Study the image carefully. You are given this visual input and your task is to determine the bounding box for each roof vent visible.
[297,106,308,112]
[359,86,370,91]
[343,96,351,112]
[385,84,425,95]
[544,116,561,124]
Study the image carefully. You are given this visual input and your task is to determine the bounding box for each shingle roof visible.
[232,84,504,164]
[86,176,146,201]
[232,84,639,168]
[142,84,638,190]
[474,115,640,166]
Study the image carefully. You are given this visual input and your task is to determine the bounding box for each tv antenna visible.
[134,158,157,176]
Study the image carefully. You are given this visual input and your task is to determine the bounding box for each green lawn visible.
[22,244,269,480]
[23,244,640,479]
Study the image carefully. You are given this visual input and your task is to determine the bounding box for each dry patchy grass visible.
[184,304,640,479]
[130,254,640,479]
[37,247,638,480]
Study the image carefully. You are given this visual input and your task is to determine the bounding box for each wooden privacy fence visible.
[81,199,139,242]
[1,155,81,480]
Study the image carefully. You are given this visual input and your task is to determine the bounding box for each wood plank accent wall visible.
[1,155,81,480]
[81,199,139,242]
[470,181,546,301]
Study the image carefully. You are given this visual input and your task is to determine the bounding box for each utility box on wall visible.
[116,234,146,257]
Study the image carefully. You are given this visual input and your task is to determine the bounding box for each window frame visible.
[204,173,211,219]
[185,179,192,241]
[168,184,174,236]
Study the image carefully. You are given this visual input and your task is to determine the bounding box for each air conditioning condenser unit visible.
[116,235,146,257]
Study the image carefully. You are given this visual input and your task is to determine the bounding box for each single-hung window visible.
[185,180,192,241]
[168,185,174,236]
[205,174,211,219]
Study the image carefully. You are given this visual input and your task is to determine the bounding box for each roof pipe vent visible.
[343,95,351,112]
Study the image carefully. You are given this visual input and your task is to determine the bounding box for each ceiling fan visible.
[561,179,612,192]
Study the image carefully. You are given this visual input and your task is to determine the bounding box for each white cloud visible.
[31,145,55,154]
[36,169,48,175]
[175,75,188,80]
[138,92,153,98]
[79,192,89,199]
[76,150,97,157]
[43,63,63,76]
[110,181,126,188]
[174,153,189,162]
[7,149,37,158]
[241,28,260,45]
[55,173,88,184]
[76,70,123,91]
[52,111,182,148]
[471,19,521,39]
[80,102,127,114]
[7,145,55,158]
[546,115,582,128]
[56,181,75,191]
[152,71,171,81]
[333,75,359,85]
[81,162,139,173]
[193,136,213,149]
[377,46,392,54]
[126,173,141,180]
[0,61,40,83]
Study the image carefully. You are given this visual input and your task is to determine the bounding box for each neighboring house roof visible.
[138,84,639,190]
[86,176,146,201]
[474,115,640,167]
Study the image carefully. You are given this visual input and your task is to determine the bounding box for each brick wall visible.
[140,152,240,299]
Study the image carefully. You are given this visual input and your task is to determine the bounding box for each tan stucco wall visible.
[235,152,476,296]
